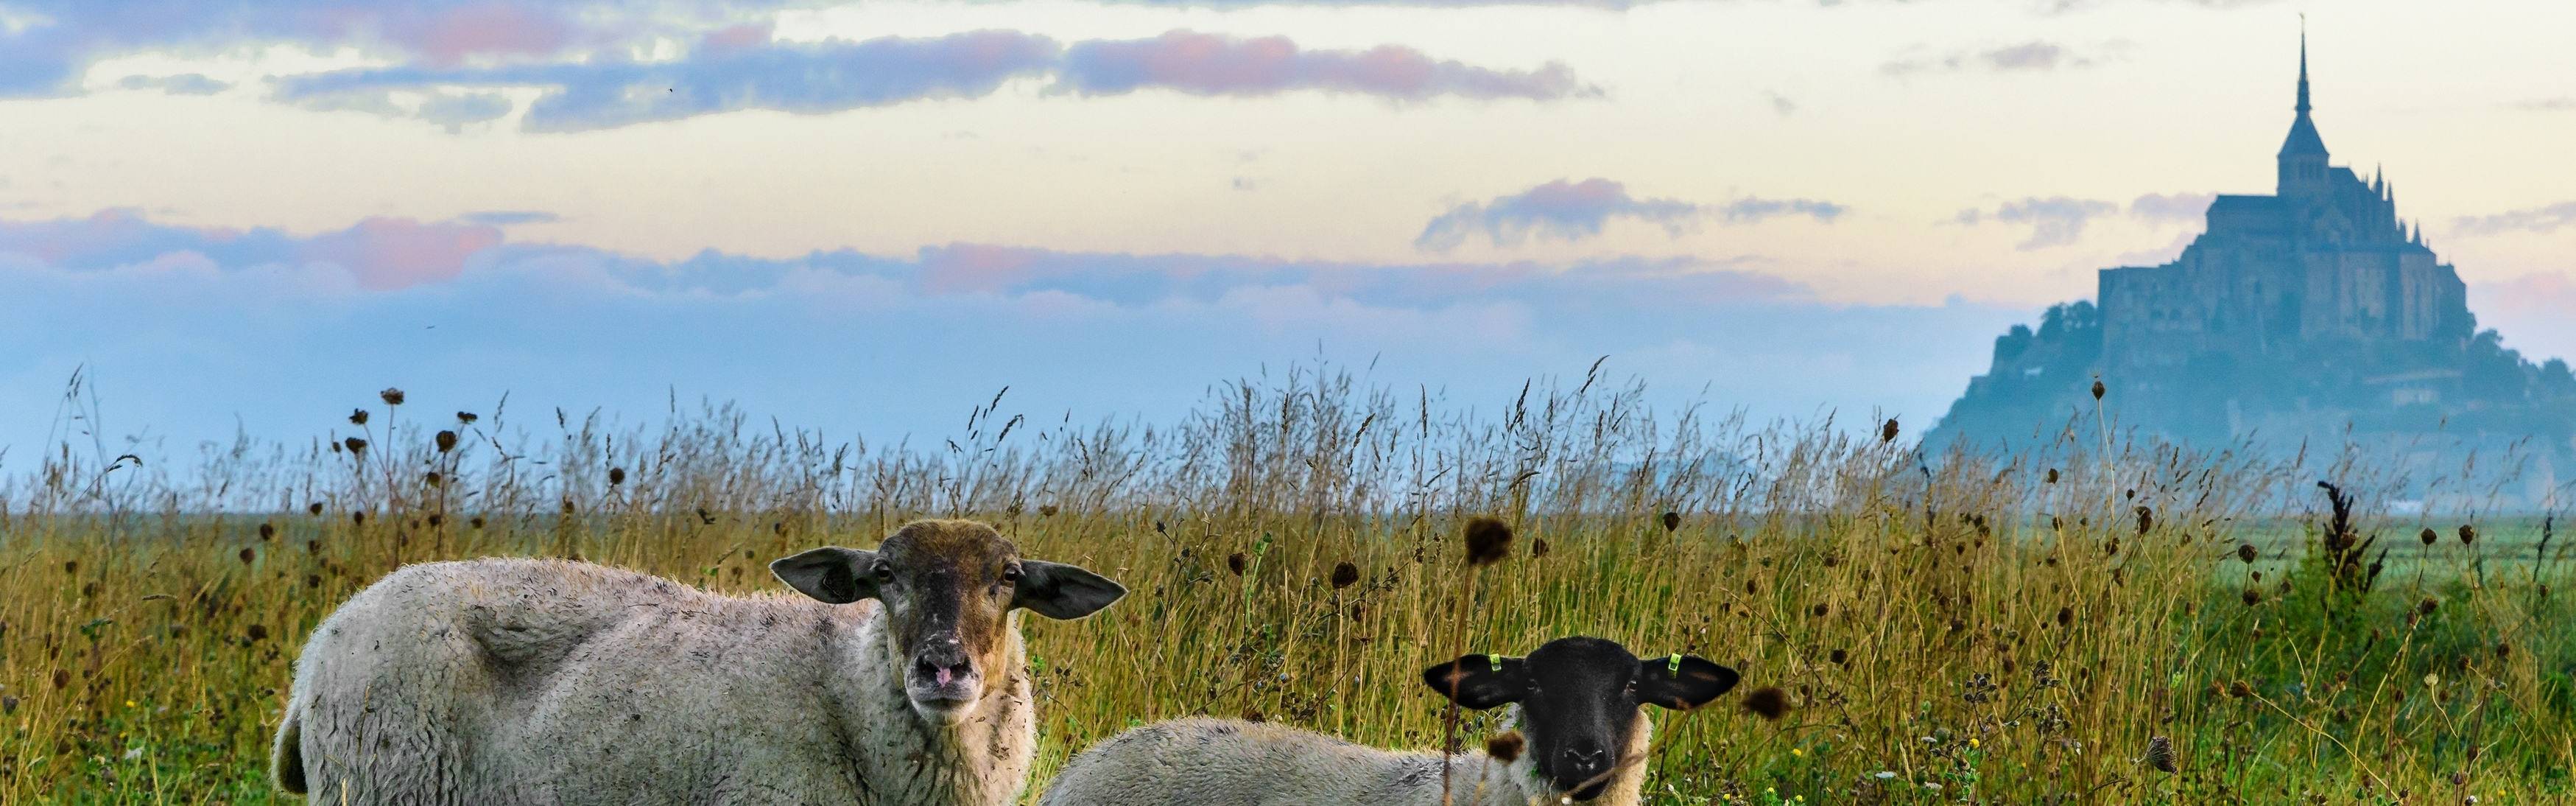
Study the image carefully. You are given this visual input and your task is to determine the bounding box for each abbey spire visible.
[2277,25,2330,197]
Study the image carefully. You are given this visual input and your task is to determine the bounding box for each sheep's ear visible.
[1421,654,1528,709]
[1012,560,1127,620]
[1636,653,1739,710]
[772,547,879,604]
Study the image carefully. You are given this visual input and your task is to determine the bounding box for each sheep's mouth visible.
[1556,779,1611,802]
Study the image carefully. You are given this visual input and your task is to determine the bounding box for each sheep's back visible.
[1041,718,1466,806]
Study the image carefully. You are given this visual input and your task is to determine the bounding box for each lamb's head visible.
[773,519,1125,723]
[1422,637,1738,802]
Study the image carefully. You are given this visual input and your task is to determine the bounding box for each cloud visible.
[0,208,499,291]
[2509,97,2576,112]
[278,29,1590,131]
[116,73,228,94]
[1955,196,2119,249]
[0,208,2024,457]
[1880,41,2119,77]
[0,1,672,98]
[1415,179,1841,252]
[461,210,560,225]
[1055,30,1591,100]
[2127,192,2214,224]
[2448,202,2576,237]
[278,30,1064,132]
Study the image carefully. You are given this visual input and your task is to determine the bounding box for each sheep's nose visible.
[913,656,974,687]
[1563,746,1609,774]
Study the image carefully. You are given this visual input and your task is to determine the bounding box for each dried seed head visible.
[1039,505,1059,517]
[2420,528,2438,546]
[308,502,324,516]
[2242,589,2262,606]
[1880,418,1899,444]
[1811,603,1829,618]
[2228,680,2252,698]
[380,388,405,406]
[1463,516,1514,567]
[2237,543,2257,564]
[426,514,443,528]
[436,430,458,452]
[351,511,365,526]
[2419,598,2438,615]
[52,669,70,690]
[1331,561,1360,589]
[238,547,254,565]
[2145,735,2177,773]
[2045,468,2059,484]
[306,574,321,589]
[608,467,627,486]
[1485,731,1526,763]
[2091,379,2105,400]
[1530,539,1550,558]
[470,516,486,529]
[247,624,269,642]
[1662,511,1681,533]
[1829,649,1848,665]
[1155,520,1166,534]
[348,408,369,425]
[258,523,275,541]
[457,411,478,424]
[1228,552,1248,576]
[2057,606,2074,628]
[423,472,441,487]
[2457,525,2476,545]
[1741,686,1790,720]
[342,437,367,455]
[2134,506,2153,535]
[2496,642,2512,659]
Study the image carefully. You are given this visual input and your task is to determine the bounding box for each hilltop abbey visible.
[1929,38,2576,500]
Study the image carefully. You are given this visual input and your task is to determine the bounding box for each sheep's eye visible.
[872,564,894,581]
[1002,566,1024,583]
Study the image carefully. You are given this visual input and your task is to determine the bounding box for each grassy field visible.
[2,369,2571,804]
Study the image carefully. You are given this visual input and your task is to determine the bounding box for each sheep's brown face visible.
[1424,637,1739,801]
[773,519,1125,722]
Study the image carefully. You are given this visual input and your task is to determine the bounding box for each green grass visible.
[2,369,2571,804]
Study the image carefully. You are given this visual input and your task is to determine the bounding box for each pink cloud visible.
[699,22,775,55]
[405,3,571,66]
[1060,30,1591,100]
[297,217,502,291]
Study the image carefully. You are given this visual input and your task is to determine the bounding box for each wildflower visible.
[1741,686,1790,720]
[2458,525,2477,545]
[1531,539,1550,558]
[1662,511,1681,532]
[2145,735,2177,772]
[2420,598,2438,615]
[1829,649,1848,665]
[1039,505,1059,517]
[258,523,275,541]
[247,624,269,642]
[1228,553,1247,576]
[2242,589,2262,606]
[1880,418,1899,444]
[2421,528,2438,546]
[1331,561,1359,589]
[1463,516,1513,567]
[2091,379,2105,400]
[2237,543,2257,563]
[380,388,404,406]
[457,411,479,424]
[1968,738,1979,749]
[343,437,367,455]
[349,408,369,425]
[308,502,324,516]
[238,547,253,564]
[608,467,627,486]
[436,430,458,452]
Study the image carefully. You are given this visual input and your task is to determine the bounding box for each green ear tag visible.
[1488,654,1504,673]
[1667,653,1683,674]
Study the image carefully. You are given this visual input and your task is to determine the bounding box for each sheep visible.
[269,519,1125,805]
[1036,636,1739,806]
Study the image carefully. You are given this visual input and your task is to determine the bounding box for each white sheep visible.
[270,519,1125,805]
[1035,636,1739,806]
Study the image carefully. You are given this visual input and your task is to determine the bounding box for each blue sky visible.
[1,0,2570,458]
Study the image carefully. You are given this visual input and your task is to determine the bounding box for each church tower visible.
[2276,29,2331,201]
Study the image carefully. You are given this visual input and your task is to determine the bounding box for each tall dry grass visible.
[1,365,2570,805]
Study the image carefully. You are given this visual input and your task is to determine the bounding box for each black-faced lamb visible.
[1036,636,1738,806]
[270,519,1125,805]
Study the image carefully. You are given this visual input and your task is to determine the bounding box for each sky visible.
[1,0,2571,460]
